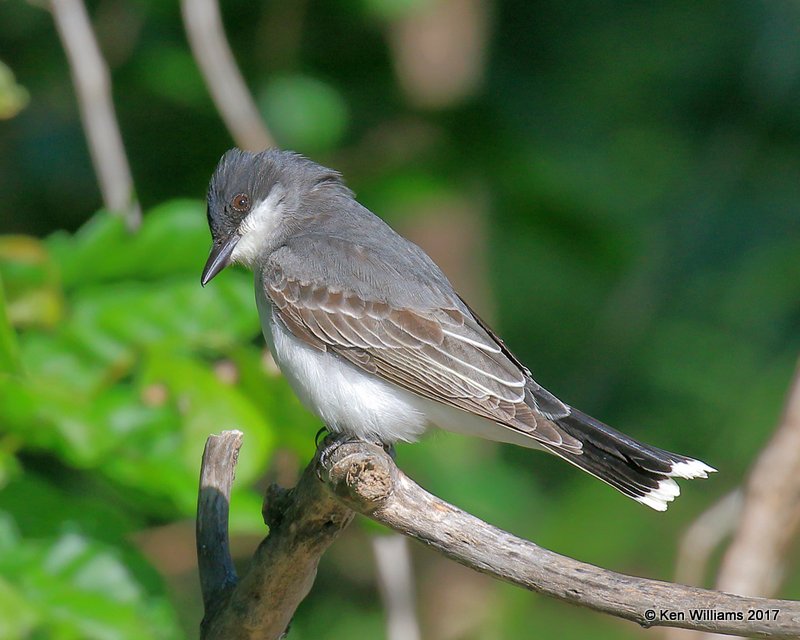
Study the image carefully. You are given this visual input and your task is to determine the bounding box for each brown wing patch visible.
[265,266,580,452]
[456,295,571,420]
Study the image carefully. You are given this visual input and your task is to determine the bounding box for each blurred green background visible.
[1,0,799,638]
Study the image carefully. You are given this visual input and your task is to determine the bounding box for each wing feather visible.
[264,252,580,452]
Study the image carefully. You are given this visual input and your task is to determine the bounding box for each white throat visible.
[231,186,287,267]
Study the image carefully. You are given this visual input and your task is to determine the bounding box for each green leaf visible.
[0,371,171,474]
[134,353,275,515]
[0,448,19,491]
[228,489,269,534]
[257,75,349,153]
[0,473,141,543]
[0,515,38,638]
[0,373,119,466]
[0,576,38,639]
[0,521,184,640]
[48,200,211,288]
[0,276,20,374]
[229,346,319,456]
[47,213,128,288]
[0,61,29,120]
[0,236,63,329]
[95,397,198,517]
[134,47,207,108]
[0,513,18,552]
[359,0,430,20]
[61,272,257,363]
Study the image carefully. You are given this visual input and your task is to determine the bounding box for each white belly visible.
[256,282,544,448]
[257,289,429,442]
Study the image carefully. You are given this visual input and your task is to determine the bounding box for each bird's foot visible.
[315,429,395,471]
[317,430,361,471]
[382,443,396,460]
[314,426,330,448]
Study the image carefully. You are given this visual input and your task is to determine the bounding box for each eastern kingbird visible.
[201,148,715,511]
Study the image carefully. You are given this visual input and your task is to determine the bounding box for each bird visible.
[201,147,715,511]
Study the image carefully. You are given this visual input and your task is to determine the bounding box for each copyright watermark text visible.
[643,608,780,622]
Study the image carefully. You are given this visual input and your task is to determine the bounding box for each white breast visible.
[254,274,547,448]
[256,283,430,443]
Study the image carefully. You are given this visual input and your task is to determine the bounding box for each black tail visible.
[546,408,715,511]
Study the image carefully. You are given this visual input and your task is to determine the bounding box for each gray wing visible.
[264,235,581,453]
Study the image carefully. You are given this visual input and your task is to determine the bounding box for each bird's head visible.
[201,147,347,285]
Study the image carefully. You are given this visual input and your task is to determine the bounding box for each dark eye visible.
[231,193,250,212]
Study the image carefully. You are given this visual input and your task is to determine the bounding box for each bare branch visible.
[664,491,743,640]
[673,490,742,589]
[197,433,354,640]
[714,360,800,598]
[181,0,275,151]
[320,439,800,639]
[373,534,422,640]
[197,430,242,618]
[47,0,141,229]
[197,433,800,639]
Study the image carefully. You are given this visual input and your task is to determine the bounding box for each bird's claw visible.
[315,429,395,474]
[382,443,396,460]
[316,431,360,472]
[314,426,330,448]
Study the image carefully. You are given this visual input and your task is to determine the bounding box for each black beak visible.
[201,234,240,286]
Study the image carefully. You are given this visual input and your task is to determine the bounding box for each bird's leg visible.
[317,429,362,470]
[382,443,396,460]
[314,426,330,448]
[316,428,395,470]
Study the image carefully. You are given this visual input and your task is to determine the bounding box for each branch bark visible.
[673,489,742,590]
[197,433,800,639]
[714,361,800,598]
[373,533,422,640]
[48,0,141,229]
[322,440,800,638]
[181,0,275,151]
[197,430,242,620]
[197,431,354,639]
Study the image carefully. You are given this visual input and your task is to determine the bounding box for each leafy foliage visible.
[0,203,319,638]
[1,1,800,638]
[0,514,182,640]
